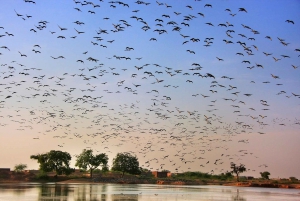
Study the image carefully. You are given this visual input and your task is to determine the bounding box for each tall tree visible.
[111,152,141,177]
[75,149,108,178]
[30,150,74,176]
[260,171,270,180]
[230,162,246,181]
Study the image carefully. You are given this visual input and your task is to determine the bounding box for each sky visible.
[0,0,300,179]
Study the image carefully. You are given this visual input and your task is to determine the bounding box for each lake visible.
[0,183,299,201]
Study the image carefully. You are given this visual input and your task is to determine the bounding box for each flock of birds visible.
[0,0,299,175]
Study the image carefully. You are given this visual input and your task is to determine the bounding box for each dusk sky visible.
[0,0,300,179]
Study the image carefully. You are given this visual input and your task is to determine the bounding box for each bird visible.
[186,50,195,54]
[14,9,23,17]
[18,51,27,57]
[58,25,67,31]
[74,28,84,34]
[0,0,298,180]
[239,8,247,13]
[285,20,294,24]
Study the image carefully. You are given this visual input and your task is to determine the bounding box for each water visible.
[0,183,299,201]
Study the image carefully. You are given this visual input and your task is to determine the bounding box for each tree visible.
[289,177,298,182]
[260,171,270,180]
[230,162,246,181]
[30,150,74,176]
[111,152,141,177]
[75,149,108,178]
[219,171,233,180]
[101,164,109,173]
[14,164,27,172]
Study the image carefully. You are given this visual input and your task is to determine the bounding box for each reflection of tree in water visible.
[38,184,72,201]
[232,189,246,201]
[111,193,138,201]
[100,185,107,201]
[73,184,138,201]
[74,184,107,201]
[0,184,34,196]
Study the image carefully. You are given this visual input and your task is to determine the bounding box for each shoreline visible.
[1,172,299,189]
[1,178,300,189]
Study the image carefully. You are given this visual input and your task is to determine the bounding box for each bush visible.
[14,164,27,172]
[36,172,49,180]
[93,169,102,174]
[289,177,298,182]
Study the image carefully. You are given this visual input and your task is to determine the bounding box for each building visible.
[151,171,171,178]
[235,176,254,180]
[0,168,10,173]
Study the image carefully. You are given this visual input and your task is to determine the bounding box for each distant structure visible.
[235,176,254,180]
[152,171,171,178]
[0,168,10,173]
[24,170,40,174]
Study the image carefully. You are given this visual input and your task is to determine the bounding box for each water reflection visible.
[0,183,299,201]
[101,185,107,201]
[0,183,34,196]
[111,193,138,201]
[232,189,246,201]
[73,184,103,201]
[38,184,72,201]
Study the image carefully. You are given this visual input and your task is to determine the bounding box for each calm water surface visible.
[0,183,299,201]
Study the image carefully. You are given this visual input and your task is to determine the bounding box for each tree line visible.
[21,149,274,181]
[30,149,141,178]
[17,151,285,182]
[26,149,250,180]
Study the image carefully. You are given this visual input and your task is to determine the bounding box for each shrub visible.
[36,171,49,180]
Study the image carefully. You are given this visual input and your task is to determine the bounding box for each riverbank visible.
[2,178,300,189]
[224,181,300,189]
[58,178,300,189]
[1,172,300,189]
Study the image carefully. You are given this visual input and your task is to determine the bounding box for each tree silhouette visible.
[14,164,27,172]
[230,162,246,181]
[260,171,270,180]
[75,149,108,178]
[30,150,74,176]
[111,152,140,177]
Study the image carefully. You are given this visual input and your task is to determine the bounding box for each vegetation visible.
[75,149,108,178]
[260,171,270,180]
[30,150,74,176]
[230,162,246,181]
[25,149,300,186]
[35,171,50,180]
[111,152,141,177]
[14,164,27,172]
[172,171,233,181]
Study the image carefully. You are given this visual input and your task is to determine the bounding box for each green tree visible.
[75,149,108,178]
[260,171,270,180]
[14,164,27,172]
[30,150,74,176]
[230,162,246,181]
[219,171,233,180]
[111,152,141,177]
[101,164,109,173]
